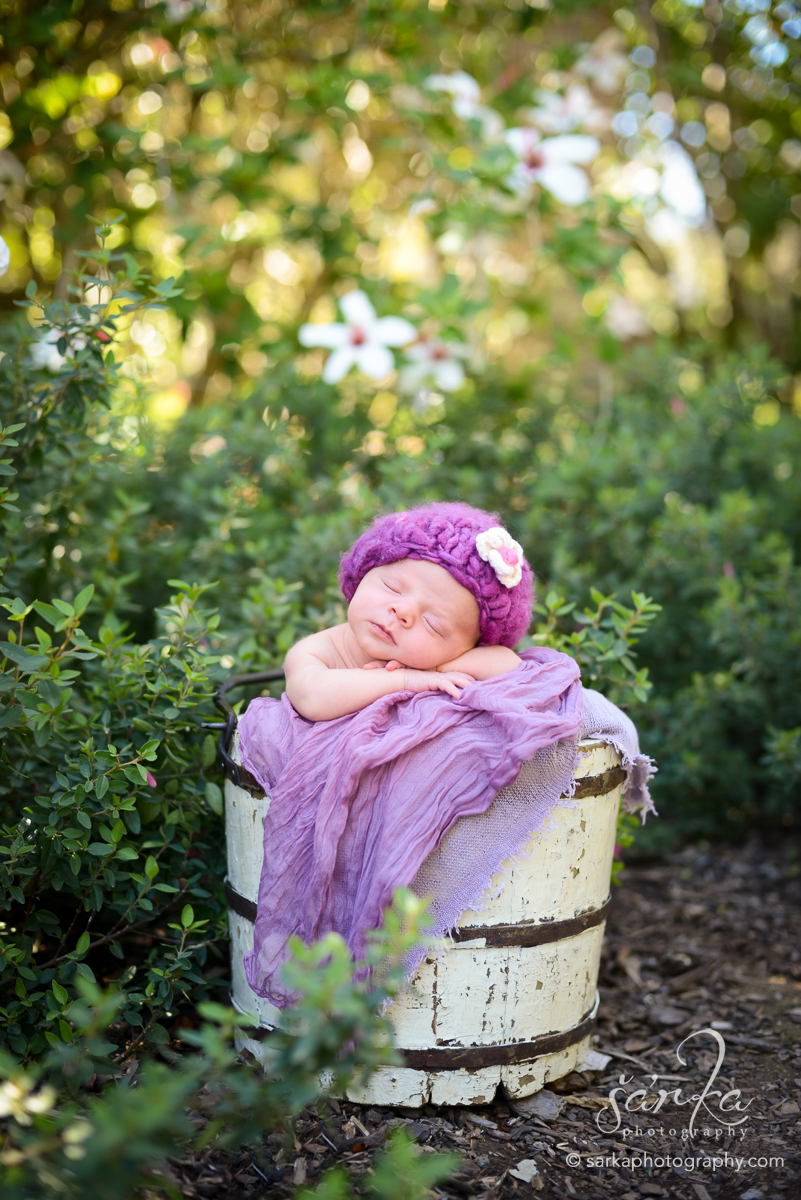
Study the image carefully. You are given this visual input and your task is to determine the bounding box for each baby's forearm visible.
[286,666,404,721]
[437,645,520,680]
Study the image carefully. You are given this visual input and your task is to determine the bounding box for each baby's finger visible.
[384,659,403,671]
[445,671,475,687]
[362,660,385,670]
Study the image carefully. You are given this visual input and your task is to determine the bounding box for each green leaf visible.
[75,962,95,982]
[115,846,139,860]
[52,981,68,1006]
[76,810,92,829]
[95,774,109,799]
[25,279,37,299]
[51,598,75,618]
[146,1022,170,1045]
[73,584,95,616]
[202,734,217,768]
[181,904,194,928]
[145,855,159,880]
[88,843,112,856]
[111,820,125,842]
[0,705,22,729]
[76,931,91,957]
[205,780,223,816]
[2,642,48,670]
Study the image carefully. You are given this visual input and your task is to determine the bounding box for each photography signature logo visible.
[597,1027,754,1136]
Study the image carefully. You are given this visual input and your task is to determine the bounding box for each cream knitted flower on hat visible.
[475,527,524,588]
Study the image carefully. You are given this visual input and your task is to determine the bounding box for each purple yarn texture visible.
[339,502,534,648]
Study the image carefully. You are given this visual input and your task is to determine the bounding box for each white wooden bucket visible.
[225,733,623,1107]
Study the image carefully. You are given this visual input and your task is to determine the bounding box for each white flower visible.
[29,327,88,373]
[424,71,504,141]
[399,338,469,393]
[656,142,707,228]
[476,527,524,588]
[527,85,607,135]
[0,235,10,277]
[298,290,416,384]
[409,197,438,217]
[504,128,600,205]
[604,296,651,341]
[575,31,630,94]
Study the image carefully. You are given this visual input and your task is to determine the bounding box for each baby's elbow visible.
[286,682,321,721]
[485,647,521,677]
[291,699,325,721]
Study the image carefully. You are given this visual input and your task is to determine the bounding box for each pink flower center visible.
[350,326,367,346]
[524,149,545,170]
[431,345,448,360]
[498,547,518,565]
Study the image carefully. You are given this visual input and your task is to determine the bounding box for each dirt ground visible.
[172,839,801,1199]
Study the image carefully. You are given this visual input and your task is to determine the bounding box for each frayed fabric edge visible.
[585,729,658,822]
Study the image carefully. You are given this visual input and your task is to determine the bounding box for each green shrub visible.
[0,891,457,1200]
[0,228,229,1061]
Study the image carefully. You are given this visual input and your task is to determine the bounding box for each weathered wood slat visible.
[225,763,626,802]
[225,878,611,950]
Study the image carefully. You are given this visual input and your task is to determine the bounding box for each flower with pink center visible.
[399,336,470,393]
[298,290,416,384]
[504,127,600,205]
[475,526,524,588]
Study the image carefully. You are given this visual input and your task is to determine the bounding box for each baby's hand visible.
[362,660,474,698]
[399,668,476,699]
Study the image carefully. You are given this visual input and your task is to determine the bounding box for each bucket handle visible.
[203,670,286,788]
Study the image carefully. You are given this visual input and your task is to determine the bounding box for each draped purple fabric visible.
[238,647,583,1007]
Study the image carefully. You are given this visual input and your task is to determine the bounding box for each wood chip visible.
[292,1157,306,1186]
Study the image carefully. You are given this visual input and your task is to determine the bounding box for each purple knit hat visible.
[339,502,534,648]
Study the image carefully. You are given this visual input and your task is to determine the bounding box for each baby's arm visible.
[373,645,520,682]
[436,645,521,680]
[285,632,475,722]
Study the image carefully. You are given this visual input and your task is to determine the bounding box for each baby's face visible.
[348,558,480,670]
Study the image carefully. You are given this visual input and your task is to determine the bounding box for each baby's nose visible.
[389,598,414,625]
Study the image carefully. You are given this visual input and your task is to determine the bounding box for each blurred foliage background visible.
[1,0,800,1187]
[2,0,800,845]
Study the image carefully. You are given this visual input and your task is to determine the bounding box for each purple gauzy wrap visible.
[239,646,583,1007]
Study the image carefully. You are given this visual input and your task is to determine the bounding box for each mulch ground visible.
[171,839,801,1199]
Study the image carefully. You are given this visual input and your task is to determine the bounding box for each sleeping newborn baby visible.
[285,503,533,721]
